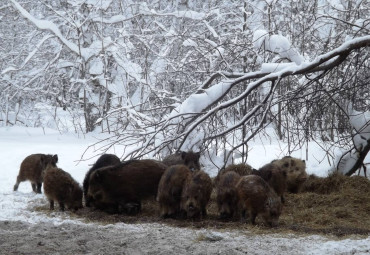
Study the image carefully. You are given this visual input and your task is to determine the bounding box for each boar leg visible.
[201,207,207,218]
[31,183,37,193]
[49,200,54,210]
[159,204,169,218]
[240,209,246,223]
[281,195,285,204]
[59,202,65,211]
[250,212,257,225]
[13,177,21,191]
[36,183,42,194]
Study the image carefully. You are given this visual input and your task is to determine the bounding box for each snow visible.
[0,126,369,253]
[261,62,297,73]
[253,29,305,65]
[10,0,80,57]
[2,35,53,75]
[335,108,370,174]
[350,109,370,148]
[10,0,113,61]
[169,81,231,118]
[183,39,198,47]
[89,57,104,75]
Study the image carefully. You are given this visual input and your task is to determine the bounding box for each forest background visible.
[1,0,369,176]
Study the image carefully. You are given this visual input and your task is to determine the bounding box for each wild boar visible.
[181,170,213,219]
[13,154,58,193]
[216,170,241,220]
[272,156,308,193]
[236,175,282,227]
[43,165,83,211]
[214,163,254,186]
[162,151,201,171]
[252,163,287,203]
[83,154,121,207]
[87,159,167,215]
[157,164,192,218]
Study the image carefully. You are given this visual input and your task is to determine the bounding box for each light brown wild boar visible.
[162,151,201,171]
[236,175,282,227]
[13,154,58,193]
[216,171,241,219]
[252,163,287,203]
[272,156,308,193]
[43,165,83,211]
[181,170,212,219]
[157,165,192,218]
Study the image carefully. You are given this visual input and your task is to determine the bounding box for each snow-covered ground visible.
[0,126,369,254]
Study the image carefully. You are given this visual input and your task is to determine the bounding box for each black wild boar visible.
[216,171,241,220]
[236,175,282,227]
[13,154,58,193]
[43,165,83,211]
[87,159,167,215]
[162,151,201,171]
[181,170,213,219]
[157,164,192,218]
[272,156,308,193]
[83,154,121,207]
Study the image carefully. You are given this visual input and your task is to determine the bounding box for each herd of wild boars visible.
[13,151,308,227]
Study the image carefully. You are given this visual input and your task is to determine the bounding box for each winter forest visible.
[1,0,369,176]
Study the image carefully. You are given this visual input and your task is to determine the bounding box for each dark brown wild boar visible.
[272,156,308,193]
[214,163,254,186]
[83,154,121,207]
[87,159,167,215]
[43,166,83,211]
[13,154,58,193]
[236,175,282,227]
[162,151,201,171]
[252,163,287,203]
[216,171,241,220]
[181,170,212,219]
[157,165,192,218]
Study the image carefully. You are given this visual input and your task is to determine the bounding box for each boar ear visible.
[181,151,187,160]
[39,155,46,165]
[53,154,58,163]
[195,152,201,159]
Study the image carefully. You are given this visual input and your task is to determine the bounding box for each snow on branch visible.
[336,108,370,176]
[10,0,80,56]
[10,0,113,61]
[121,35,370,160]
[92,6,206,24]
[2,35,54,75]
[253,29,305,65]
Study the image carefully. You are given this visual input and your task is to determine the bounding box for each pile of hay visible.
[36,173,370,236]
[281,173,370,235]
